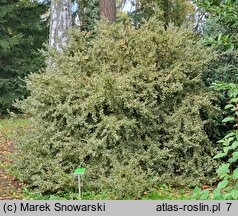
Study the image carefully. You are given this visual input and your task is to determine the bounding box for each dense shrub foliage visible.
[202,16,238,86]
[15,18,219,198]
[204,50,238,86]
[193,83,238,200]
[200,0,238,85]
[200,0,238,143]
[130,0,194,28]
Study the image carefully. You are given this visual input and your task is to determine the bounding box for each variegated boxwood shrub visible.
[14,17,220,198]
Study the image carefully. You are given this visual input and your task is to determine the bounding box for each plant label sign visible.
[74,168,86,175]
[73,168,86,196]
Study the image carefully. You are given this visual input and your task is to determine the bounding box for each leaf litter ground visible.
[0,126,24,200]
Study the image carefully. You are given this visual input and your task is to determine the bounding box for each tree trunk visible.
[99,0,116,23]
[163,0,169,29]
[135,0,140,11]
[49,0,72,51]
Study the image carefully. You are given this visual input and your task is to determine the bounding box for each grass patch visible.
[0,117,29,139]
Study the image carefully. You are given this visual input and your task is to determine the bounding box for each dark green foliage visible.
[129,0,194,28]
[192,1,238,200]
[73,0,99,31]
[0,0,48,113]
[15,18,219,198]
[197,0,238,85]
[196,0,237,48]
[193,83,238,200]
[199,0,238,142]
[212,83,238,199]
[204,50,238,86]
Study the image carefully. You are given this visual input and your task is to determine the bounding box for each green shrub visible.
[199,1,238,86]
[15,17,219,198]
[201,8,238,144]
[193,83,238,200]
[202,16,238,86]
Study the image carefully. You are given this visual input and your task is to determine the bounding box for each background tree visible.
[99,0,116,22]
[76,0,100,31]
[49,0,72,51]
[130,0,194,28]
[76,0,125,31]
[0,0,48,114]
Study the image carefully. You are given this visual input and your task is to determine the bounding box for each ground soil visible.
[0,132,23,200]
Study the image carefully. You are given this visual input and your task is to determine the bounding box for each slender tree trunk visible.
[163,0,169,29]
[99,0,116,23]
[49,0,72,51]
[135,0,140,11]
